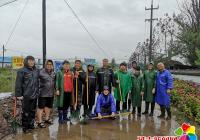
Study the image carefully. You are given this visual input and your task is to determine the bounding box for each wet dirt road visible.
[4,106,179,140]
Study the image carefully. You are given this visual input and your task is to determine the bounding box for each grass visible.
[0,68,16,93]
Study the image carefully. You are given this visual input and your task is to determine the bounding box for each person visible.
[55,60,75,123]
[130,61,137,74]
[114,62,132,112]
[96,58,115,94]
[37,60,56,128]
[155,62,173,120]
[142,62,156,116]
[130,66,144,117]
[15,56,39,133]
[72,60,86,111]
[127,60,138,109]
[83,64,97,115]
[95,86,116,119]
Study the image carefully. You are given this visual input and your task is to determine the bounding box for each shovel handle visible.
[13,97,17,118]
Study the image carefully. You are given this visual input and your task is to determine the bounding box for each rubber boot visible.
[58,110,63,124]
[142,102,149,115]
[63,110,68,122]
[132,107,136,114]
[158,105,165,118]
[137,107,141,117]
[128,99,131,112]
[166,107,171,120]
[149,102,155,116]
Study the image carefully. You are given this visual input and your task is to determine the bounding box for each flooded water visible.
[173,74,200,84]
[4,105,179,140]
[0,92,12,99]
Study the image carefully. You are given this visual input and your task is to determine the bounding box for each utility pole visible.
[2,45,5,68]
[42,0,46,68]
[145,0,159,63]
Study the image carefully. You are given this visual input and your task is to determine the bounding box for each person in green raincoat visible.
[114,62,132,112]
[131,66,144,117]
[142,62,156,116]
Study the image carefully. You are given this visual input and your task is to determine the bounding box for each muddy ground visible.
[0,97,14,140]
[0,96,182,140]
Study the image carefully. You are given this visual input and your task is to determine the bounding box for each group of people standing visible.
[15,55,173,133]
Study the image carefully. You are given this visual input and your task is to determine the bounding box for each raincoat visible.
[55,69,74,107]
[83,70,97,108]
[155,69,173,107]
[143,70,156,102]
[114,70,132,102]
[95,93,116,113]
[131,74,144,107]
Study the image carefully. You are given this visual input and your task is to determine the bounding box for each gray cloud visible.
[0,0,178,62]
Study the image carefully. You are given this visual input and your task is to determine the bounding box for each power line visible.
[63,0,109,58]
[0,0,18,7]
[4,0,30,48]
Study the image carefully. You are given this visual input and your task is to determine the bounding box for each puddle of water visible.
[173,74,200,84]
[5,104,180,140]
[0,92,12,99]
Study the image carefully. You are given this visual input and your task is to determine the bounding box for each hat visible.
[26,55,35,60]
[103,85,109,90]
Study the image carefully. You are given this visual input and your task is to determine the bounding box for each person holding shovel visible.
[72,60,86,112]
[130,66,144,117]
[114,62,132,112]
[15,56,39,133]
[83,64,97,116]
[55,60,75,124]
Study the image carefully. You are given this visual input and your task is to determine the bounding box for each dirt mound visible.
[0,97,21,139]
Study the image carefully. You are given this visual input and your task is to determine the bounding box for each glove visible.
[98,113,102,119]
[167,89,171,94]
[16,96,23,100]
[55,90,60,96]
[111,112,115,117]
[152,88,155,94]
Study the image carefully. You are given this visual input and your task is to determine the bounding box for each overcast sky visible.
[0,0,179,62]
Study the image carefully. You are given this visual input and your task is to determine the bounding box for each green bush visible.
[0,68,16,93]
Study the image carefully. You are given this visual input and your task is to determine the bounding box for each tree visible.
[110,58,117,70]
[174,0,200,65]
[195,50,200,65]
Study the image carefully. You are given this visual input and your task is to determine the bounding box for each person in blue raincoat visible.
[95,86,116,119]
[155,62,173,120]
